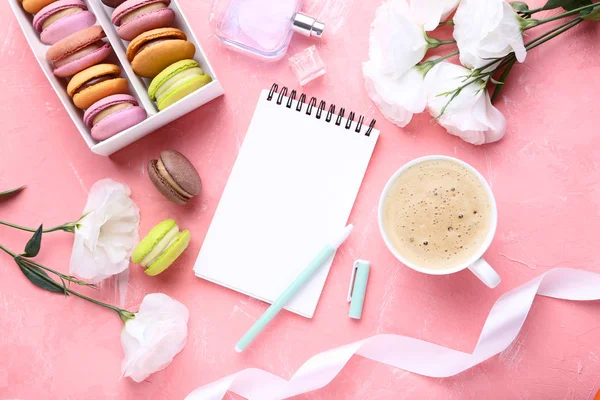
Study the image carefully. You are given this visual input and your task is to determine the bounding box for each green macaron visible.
[148,59,212,111]
[132,219,191,276]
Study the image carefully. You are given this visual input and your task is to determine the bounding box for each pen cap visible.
[348,260,370,320]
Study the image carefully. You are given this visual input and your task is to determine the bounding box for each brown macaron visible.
[126,27,195,78]
[102,0,126,7]
[22,0,57,14]
[67,64,129,109]
[148,149,201,205]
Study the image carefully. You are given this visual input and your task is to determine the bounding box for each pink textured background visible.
[1,0,600,399]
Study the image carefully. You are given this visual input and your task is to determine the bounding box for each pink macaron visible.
[46,26,113,78]
[84,94,147,141]
[33,0,96,45]
[112,0,175,41]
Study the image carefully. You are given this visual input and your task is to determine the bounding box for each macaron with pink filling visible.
[46,25,112,77]
[84,94,147,141]
[112,0,175,41]
[33,0,96,45]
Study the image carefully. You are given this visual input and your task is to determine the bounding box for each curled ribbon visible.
[186,268,600,400]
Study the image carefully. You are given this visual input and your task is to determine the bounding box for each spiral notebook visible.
[194,84,379,318]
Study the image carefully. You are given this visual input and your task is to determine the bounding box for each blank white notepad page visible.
[194,89,379,318]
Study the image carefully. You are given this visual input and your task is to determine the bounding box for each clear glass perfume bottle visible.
[212,0,325,60]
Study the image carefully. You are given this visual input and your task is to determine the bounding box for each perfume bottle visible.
[212,0,325,60]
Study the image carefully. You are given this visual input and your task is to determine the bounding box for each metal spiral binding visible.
[267,83,376,136]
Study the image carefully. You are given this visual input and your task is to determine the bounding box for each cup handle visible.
[468,258,501,288]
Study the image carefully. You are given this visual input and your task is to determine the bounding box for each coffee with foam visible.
[382,159,492,270]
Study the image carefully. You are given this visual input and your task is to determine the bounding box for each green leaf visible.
[16,259,64,294]
[0,185,25,201]
[542,0,590,10]
[510,1,530,11]
[582,4,600,19]
[563,0,592,11]
[490,77,506,85]
[23,225,43,258]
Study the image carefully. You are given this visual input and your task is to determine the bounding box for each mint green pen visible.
[235,224,354,352]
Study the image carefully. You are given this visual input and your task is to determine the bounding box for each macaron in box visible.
[46,25,112,77]
[84,94,147,141]
[8,0,224,156]
[112,0,175,41]
[33,0,96,45]
[126,27,195,78]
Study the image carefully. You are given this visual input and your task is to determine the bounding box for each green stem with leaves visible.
[0,243,133,322]
[436,15,583,117]
[472,16,582,77]
[17,256,97,288]
[526,16,583,50]
[524,2,599,28]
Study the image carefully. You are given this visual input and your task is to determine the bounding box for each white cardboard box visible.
[8,0,224,156]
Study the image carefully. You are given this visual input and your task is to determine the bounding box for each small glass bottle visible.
[212,0,325,60]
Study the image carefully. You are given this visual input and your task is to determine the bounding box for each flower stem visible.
[17,256,97,289]
[435,14,584,115]
[425,33,456,49]
[0,244,16,257]
[526,3,599,28]
[525,17,583,50]
[474,16,580,76]
[21,262,133,320]
[436,50,459,62]
[64,286,134,322]
[0,242,133,321]
[416,50,460,75]
[0,220,75,233]
[519,6,544,15]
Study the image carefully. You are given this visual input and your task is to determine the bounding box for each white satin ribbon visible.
[186,268,600,400]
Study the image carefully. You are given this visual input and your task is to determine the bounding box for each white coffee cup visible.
[378,155,501,288]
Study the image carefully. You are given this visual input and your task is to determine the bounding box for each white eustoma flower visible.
[409,0,459,31]
[453,0,527,69]
[369,0,428,79]
[363,60,427,128]
[425,62,506,145]
[70,179,140,283]
[121,293,189,382]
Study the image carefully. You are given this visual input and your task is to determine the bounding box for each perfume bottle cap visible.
[292,13,325,38]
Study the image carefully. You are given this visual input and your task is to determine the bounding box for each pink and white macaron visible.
[46,26,112,77]
[84,94,147,141]
[33,0,96,45]
[112,0,175,41]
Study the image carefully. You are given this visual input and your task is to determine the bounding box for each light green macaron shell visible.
[148,59,212,111]
[131,218,191,276]
[145,230,191,276]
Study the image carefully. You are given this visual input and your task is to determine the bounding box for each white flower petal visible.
[368,0,428,79]
[121,293,189,383]
[363,61,427,128]
[425,62,506,145]
[409,0,459,31]
[70,179,140,283]
[454,0,526,68]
